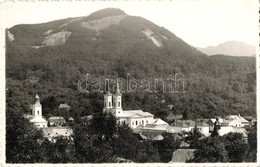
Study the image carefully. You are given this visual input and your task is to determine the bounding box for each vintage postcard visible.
[0,0,258,166]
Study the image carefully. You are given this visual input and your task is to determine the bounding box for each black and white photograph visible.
[0,0,258,165]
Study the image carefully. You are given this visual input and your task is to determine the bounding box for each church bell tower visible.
[32,94,42,117]
[113,80,122,116]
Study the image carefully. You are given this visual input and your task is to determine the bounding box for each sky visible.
[0,0,258,48]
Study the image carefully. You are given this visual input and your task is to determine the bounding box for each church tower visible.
[103,81,113,113]
[32,94,42,117]
[113,80,122,116]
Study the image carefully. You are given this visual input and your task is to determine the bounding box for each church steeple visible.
[103,80,113,113]
[32,94,42,117]
[113,79,122,116]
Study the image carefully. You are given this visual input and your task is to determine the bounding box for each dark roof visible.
[195,121,209,127]
[173,120,195,128]
[166,113,183,120]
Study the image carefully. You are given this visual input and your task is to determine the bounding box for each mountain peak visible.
[197,41,255,57]
[87,8,126,21]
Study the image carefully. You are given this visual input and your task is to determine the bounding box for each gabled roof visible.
[30,116,47,123]
[170,149,196,163]
[227,115,249,123]
[150,118,169,125]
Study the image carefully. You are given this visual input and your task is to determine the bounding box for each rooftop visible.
[118,110,154,118]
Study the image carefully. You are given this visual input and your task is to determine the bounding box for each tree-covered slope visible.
[6,8,256,119]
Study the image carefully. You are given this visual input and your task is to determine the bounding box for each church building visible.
[25,94,48,128]
[103,81,154,129]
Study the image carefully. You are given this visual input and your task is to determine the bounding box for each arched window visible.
[37,110,39,115]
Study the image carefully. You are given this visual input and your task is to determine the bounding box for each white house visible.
[221,118,241,127]
[195,121,209,136]
[42,126,73,142]
[225,114,249,127]
[25,94,47,128]
[103,81,154,129]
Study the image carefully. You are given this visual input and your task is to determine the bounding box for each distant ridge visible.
[197,41,255,57]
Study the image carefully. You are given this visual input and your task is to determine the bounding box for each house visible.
[25,94,47,128]
[195,121,209,136]
[103,81,154,129]
[221,118,241,127]
[141,118,174,133]
[225,114,250,127]
[58,103,71,110]
[138,118,175,140]
[48,116,66,126]
[42,126,73,142]
[172,120,195,133]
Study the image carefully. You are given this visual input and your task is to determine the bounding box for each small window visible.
[132,121,134,125]
[136,121,138,125]
[146,120,148,123]
[37,110,39,115]
[109,102,111,107]
[142,120,144,125]
[118,102,120,107]
[104,102,106,107]
[114,102,115,107]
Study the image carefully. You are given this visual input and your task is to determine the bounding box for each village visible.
[25,81,256,160]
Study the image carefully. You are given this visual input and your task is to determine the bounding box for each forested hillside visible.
[6,8,256,120]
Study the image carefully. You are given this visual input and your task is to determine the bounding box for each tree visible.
[191,136,229,162]
[224,132,248,162]
[182,109,189,120]
[155,133,181,162]
[6,110,44,163]
[41,137,77,163]
[135,140,160,163]
[112,123,139,160]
